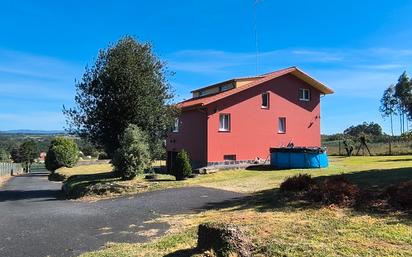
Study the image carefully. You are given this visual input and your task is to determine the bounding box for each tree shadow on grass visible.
[163,248,201,257]
[316,167,412,188]
[200,167,412,222]
[376,158,412,162]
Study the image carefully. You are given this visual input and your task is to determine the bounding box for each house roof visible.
[177,66,334,109]
[190,76,264,93]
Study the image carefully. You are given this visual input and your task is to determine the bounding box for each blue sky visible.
[1,0,412,134]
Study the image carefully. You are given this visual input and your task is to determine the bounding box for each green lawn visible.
[63,156,412,200]
[78,155,412,257]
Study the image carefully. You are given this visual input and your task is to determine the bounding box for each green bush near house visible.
[173,150,192,180]
[112,124,151,180]
[45,137,79,173]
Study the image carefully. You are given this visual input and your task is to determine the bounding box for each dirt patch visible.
[0,175,11,187]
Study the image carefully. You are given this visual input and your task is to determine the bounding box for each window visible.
[278,117,286,133]
[261,92,269,108]
[172,118,179,132]
[299,88,310,101]
[219,114,230,132]
[224,155,236,161]
[198,90,205,97]
[220,84,234,92]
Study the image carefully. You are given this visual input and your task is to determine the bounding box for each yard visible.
[59,155,412,256]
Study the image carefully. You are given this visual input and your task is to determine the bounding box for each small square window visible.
[224,155,236,161]
[278,117,286,133]
[172,118,179,132]
[261,92,269,108]
[219,114,230,132]
[299,88,310,101]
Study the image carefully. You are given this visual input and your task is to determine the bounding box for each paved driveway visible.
[0,173,243,257]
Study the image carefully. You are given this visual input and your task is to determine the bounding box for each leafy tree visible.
[0,148,9,162]
[10,147,21,163]
[19,140,39,172]
[394,72,412,133]
[64,36,177,159]
[343,122,383,137]
[112,124,151,180]
[342,139,354,157]
[172,150,192,180]
[45,137,79,172]
[380,84,398,136]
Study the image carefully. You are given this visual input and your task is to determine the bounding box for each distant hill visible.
[0,129,66,135]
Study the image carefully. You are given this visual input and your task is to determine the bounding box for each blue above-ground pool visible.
[270,147,329,169]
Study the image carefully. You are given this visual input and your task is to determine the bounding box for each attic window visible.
[220,84,234,92]
[261,92,269,108]
[299,88,310,101]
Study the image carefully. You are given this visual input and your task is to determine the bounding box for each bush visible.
[280,174,316,192]
[45,137,79,173]
[386,180,412,210]
[112,124,151,180]
[98,152,109,160]
[172,150,192,180]
[309,175,360,206]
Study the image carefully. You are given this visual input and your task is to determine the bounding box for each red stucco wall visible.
[206,74,321,163]
[166,109,208,167]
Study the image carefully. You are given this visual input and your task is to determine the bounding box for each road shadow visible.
[0,189,63,202]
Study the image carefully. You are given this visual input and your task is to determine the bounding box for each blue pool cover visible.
[270,147,329,169]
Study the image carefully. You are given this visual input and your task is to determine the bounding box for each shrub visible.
[112,124,151,180]
[280,174,316,192]
[386,180,412,210]
[172,150,192,180]
[45,137,79,173]
[309,175,360,206]
[98,152,109,160]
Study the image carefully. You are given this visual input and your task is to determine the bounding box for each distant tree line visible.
[380,72,412,136]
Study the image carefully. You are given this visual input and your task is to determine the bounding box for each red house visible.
[167,67,333,170]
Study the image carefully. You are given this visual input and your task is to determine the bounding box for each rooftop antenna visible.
[253,0,261,75]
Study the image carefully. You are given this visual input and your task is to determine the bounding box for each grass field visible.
[76,155,412,257]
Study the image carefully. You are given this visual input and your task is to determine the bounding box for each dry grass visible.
[80,155,412,257]
[0,175,11,187]
[56,164,113,178]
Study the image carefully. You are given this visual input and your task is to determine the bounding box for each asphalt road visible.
[0,173,243,257]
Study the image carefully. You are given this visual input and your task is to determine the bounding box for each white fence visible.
[0,163,23,177]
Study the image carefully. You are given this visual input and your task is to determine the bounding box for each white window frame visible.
[219,114,231,132]
[172,118,179,132]
[299,88,310,101]
[261,92,270,109]
[278,117,286,133]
